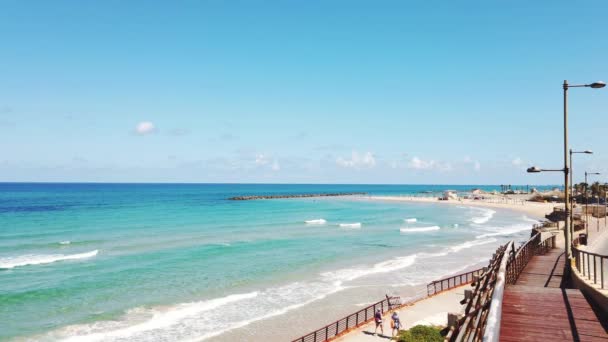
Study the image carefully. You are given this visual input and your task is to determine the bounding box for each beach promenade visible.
[334,287,465,342]
[500,242,607,341]
[337,202,608,342]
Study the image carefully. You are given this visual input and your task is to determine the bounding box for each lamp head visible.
[589,81,606,89]
[527,166,542,173]
[584,150,593,154]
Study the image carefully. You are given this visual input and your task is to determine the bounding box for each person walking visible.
[374,309,384,336]
[390,311,401,337]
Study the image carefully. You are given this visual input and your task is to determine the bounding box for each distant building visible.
[442,190,458,200]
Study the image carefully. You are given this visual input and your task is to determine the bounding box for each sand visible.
[334,286,466,342]
[366,195,556,220]
[332,195,556,342]
[220,194,558,342]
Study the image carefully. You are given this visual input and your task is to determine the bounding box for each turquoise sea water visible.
[0,183,551,341]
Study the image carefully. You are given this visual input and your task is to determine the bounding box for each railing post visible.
[601,257,604,289]
[588,253,591,279]
[594,256,597,284]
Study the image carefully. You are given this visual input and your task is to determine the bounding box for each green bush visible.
[396,325,443,342]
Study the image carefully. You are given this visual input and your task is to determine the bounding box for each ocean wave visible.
[399,226,440,233]
[404,218,417,223]
[469,208,496,224]
[44,281,342,342]
[59,241,71,245]
[0,250,98,269]
[305,219,327,225]
[321,254,417,283]
[339,223,361,228]
[449,238,497,253]
[475,222,534,239]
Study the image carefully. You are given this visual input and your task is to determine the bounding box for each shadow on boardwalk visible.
[500,248,608,341]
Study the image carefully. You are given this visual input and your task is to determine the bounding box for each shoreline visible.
[219,197,550,341]
[331,195,556,342]
[364,195,555,220]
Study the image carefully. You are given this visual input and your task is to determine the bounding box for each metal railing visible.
[291,295,401,342]
[506,232,555,284]
[427,268,484,296]
[292,267,488,342]
[572,246,607,290]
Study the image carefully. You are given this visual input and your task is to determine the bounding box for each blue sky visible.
[1,1,607,184]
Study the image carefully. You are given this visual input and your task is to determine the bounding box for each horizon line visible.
[0,181,562,187]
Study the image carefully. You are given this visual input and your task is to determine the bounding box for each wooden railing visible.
[446,232,557,342]
[291,295,401,342]
[572,246,607,290]
[445,243,509,342]
[427,268,484,296]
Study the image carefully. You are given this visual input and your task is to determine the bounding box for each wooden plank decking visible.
[500,248,608,341]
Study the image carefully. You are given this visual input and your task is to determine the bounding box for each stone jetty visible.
[228,192,367,200]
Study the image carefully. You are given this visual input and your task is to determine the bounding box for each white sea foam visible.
[475,222,534,239]
[321,254,417,282]
[47,281,343,342]
[469,208,496,224]
[0,250,98,269]
[399,226,440,233]
[404,218,417,223]
[339,223,361,228]
[449,238,497,253]
[305,219,327,225]
[453,224,459,228]
[59,241,71,245]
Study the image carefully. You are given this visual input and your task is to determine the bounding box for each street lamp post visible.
[605,183,607,228]
[528,80,605,273]
[584,171,600,236]
[569,149,593,238]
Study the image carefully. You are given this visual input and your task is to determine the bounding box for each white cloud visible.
[512,157,523,166]
[474,161,481,171]
[272,160,281,171]
[255,154,270,166]
[135,121,156,135]
[336,151,376,169]
[408,156,452,172]
[408,156,435,170]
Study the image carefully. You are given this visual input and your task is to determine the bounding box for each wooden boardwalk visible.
[500,249,608,341]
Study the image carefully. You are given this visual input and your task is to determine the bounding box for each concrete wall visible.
[571,267,608,315]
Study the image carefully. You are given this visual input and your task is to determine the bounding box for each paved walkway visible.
[335,287,465,342]
[499,248,608,341]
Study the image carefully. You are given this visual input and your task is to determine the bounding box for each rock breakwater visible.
[228,192,366,200]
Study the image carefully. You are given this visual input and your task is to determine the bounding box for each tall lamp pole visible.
[569,149,593,238]
[584,171,600,236]
[605,183,607,228]
[528,80,604,273]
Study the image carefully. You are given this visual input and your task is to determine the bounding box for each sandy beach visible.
[331,195,557,342]
[366,195,556,220]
